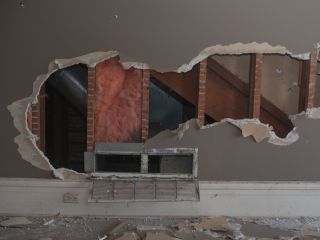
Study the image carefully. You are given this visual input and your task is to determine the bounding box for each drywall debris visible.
[145,231,180,240]
[43,213,60,226]
[98,235,108,240]
[171,221,194,234]
[191,217,229,232]
[174,120,192,140]
[136,225,167,232]
[241,123,272,143]
[110,221,129,235]
[0,217,33,228]
[241,222,292,239]
[115,232,139,240]
[174,230,218,240]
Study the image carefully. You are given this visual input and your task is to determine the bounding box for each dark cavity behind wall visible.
[45,65,88,172]
[149,78,196,138]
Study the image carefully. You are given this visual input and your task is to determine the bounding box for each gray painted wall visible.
[145,118,320,181]
[1,0,320,178]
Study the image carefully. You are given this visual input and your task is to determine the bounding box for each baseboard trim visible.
[1,178,320,217]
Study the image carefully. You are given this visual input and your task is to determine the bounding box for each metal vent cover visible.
[90,179,199,202]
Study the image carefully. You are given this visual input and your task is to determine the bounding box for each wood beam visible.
[197,59,207,125]
[141,69,150,143]
[298,49,318,112]
[249,53,263,118]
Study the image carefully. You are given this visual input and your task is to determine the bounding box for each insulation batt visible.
[95,58,142,142]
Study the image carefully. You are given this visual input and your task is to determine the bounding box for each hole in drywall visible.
[207,53,307,138]
[149,73,196,138]
[27,64,88,172]
[18,48,317,178]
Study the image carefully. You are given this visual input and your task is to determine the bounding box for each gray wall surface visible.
[1,0,320,178]
[145,118,320,181]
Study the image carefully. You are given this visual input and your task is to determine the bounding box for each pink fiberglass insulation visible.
[95,58,142,142]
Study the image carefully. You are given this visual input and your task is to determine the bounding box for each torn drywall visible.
[6,42,320,179]
[176,42,318,73]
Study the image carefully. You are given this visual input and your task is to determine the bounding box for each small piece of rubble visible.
[171,220,194,234]
[145,231,180,240]
[98,235,108,240]
[43,212,61,226]
[136,224,167,232]
[293,236,320,240]
[115,232,139,240]
[110,221,130,235]
[191,217,229,232]
[241,222,292,239]
[174,230,218,240]
[0,217,33,228]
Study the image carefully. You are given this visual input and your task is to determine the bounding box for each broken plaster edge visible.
[172,117,299,146]
[176,41,319,73]
[6,42,320,179]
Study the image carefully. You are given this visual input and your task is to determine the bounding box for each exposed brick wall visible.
[197,59,207,125]
[31,103,40,142]
[30,86,46,151]
[141,69,150,142]
[87,67,96,152]
[249,53,263,118]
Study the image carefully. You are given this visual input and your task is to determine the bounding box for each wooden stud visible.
[249,53,263,118]
[298,49,318,112]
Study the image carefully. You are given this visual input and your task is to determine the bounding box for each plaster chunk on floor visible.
[145,231,180,240]
[191,217,229,232]
[115,232,139,240]
[0,217,33,228]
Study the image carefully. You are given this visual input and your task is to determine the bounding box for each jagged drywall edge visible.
[6,51,123,180]
[176,42,318,73]
[199,118,298,146]
[6,42,319,178]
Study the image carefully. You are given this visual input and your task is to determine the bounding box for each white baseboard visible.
[1,178,320,217]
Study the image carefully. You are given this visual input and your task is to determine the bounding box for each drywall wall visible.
[145,116,320,181]
[1,0,320,178]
